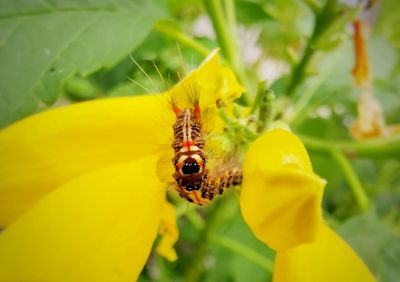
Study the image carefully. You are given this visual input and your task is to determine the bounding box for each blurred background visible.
[0,0,399,281]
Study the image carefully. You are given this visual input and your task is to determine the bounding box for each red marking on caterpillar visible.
[182,141,192,149]
[173,106,181,115]
[194,104,201,119]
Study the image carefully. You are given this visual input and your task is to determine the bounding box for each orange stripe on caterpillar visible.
[191,191,202,205]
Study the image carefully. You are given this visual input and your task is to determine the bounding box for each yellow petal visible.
[0,156,165,282]
[0,95,174,226]
[194,49,244,104]
[240,129,326,251]
[274,224,376,282]
[156,201,179,262]
[171,49,244,110]
[218,67,246,102]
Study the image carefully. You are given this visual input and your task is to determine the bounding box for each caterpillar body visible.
[171,103,242,205]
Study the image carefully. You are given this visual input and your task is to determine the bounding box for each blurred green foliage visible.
[0,0,399,281]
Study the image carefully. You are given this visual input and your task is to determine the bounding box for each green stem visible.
[203,0,252,104]
[286,0,334,97]
[154,22,211,57]
[250,81,266,115]
[330,149,370,212]
[210,234,274,272]
[224,0,237,43]
[301,133,399,211]
[303,0,322,13]
[185,199,226,282]
[286,43,314,97]
[299,134,400,158]
[257,90,274,134]
[203,0,236,66]
[287,53,339,124]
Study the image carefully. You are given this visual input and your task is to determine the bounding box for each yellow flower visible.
[0,50,374,281]
[0,51,242,281]
[241,129,376,282]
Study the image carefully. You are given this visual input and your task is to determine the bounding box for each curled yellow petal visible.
[240,129,326,251]
[171,49,244,110]
[0,95,174,226]
[243,129,313,174]
[274,225,376,282]
[240,129,376,281]
[194,49,244,104]
[0,156,164,282]
[156,201,179,262]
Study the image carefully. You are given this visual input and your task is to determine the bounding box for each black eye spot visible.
[185,184,194,191]
[185,183,201,191]
[182,162,200,175]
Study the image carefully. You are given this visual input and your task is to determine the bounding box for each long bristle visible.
[168,93,179,114]
[127,77,151,93]
[129,55,154,84]
[179,79,200,107]
[189,81,200,106]
[129,55,168,94]
[153,61,166,86]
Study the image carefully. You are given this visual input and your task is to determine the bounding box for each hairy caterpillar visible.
[171,99,242,205]
[130,50,243,205]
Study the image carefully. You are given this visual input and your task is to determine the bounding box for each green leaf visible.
[63,76,101,101]
[374,0,400,48]
[0,0,166,127]
[337,207,400,282]
[235,0,272,25]
[211,202,274,282]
